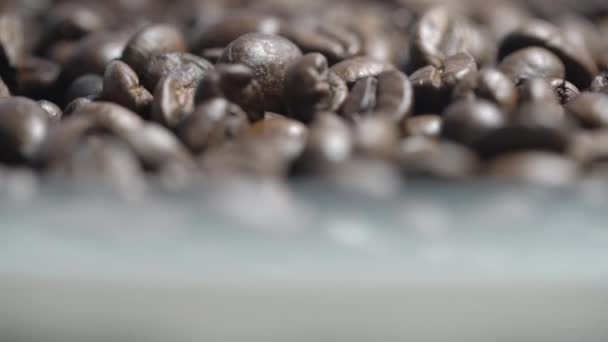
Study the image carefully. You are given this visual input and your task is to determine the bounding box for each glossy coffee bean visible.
[65,74,103,105]
[0,97,49,163]
[340,70,413,123]
[152,69,203,128]
[566,92,608,128]
[590,71,608,94]
[453,68,519,111]
[353,116,400,160]
[330,56,394,85]
[240,114,308,161]
[399,137,479,179]
[282,22,361,64]
[498,19,598,88]
[498,47,565,84]
[219,33,302,112]
[102,61,153,117]
[141,52,213,92]
[122,24,188,76]
[195,64,265,122]
[37,100,63,123]
[548,78,580,105]
[486,151,579,187]
[72,101,144,137]
[410,52,478,114]
[442,99,507,147]
[402,115,442,138]
[178,98,249,154]
[284,53,347,123]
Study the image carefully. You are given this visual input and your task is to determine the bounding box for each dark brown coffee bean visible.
[330,56,394,85]
[195,64,265,122]
[122,24,188,76]
[63,97,93,117]
[65,74,103,105]
[284,53,347,123]
[498,47,566,84]
[402,114,442,138]
[37,100,63,123]
[340,70,413,123]
[240,114,308,161]
[141,52,213,92]
[517,78,559,104]
[486,151,579,187]
[0,97,49,163]
[410,52,478,114]
[454,68,519,111]
[178,98,249,154]
[442,99,507,147]
[282,22,361,64]
[353,116,399,160]
[498,20,598,89]
[219,33,302,112]
[399,136,479,179]
[102,61,153,117]
[566,92,608,129]
[152,69,203,128]
[590,71,608,94]
[548,78,580,105]
[72,101,144,137]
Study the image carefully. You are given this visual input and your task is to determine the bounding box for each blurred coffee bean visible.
[399,136,479,179]
[37,100,63,123]
[453,68,519,111]
[240,114,308,161]
[282,22,361,64]
[219,33,302,112]
[330,56,394,85]
[353,116,400,160]
[498,47,566,84]
[590,71,608,94]
[122,24,188,76]
[566,92,608,128]
[486,151,579,187]
[178,98,249,154]
[442,99,507,147]
[152,69,203,128]
[0,10,25,83]
[340,70,413,123]
[72,101,144,137]
[402,114,442,138]
[65,74,103,105]
[568,129,608,166]
[498,19,598,88]
[141,52,213,92]
[410,52,478,114]
[517,78,559,104]
[195,64,265,122]
[0,77,10,98]
[13,57,60,100]
[63,97,93,117]
[548,78,580,105]
[0,97,49,163]
[102,61,153,117]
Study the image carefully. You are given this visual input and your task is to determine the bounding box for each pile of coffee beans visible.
[2,0,608,195]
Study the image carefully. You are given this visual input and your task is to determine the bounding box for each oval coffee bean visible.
[566,92,608,128]
[590,71,608,94]
[498,47,566,84]
[241,114,308,161]
[141,52,213,92]
[517,78,559,104]
[65,74,103,105]
[282,22,361,64]
[37,100,63,123]
[547,78,579,105]
[0,97,49,163]
[72,101,144,137]
[454,68,519,111]
[219,33,302,112]
[330,56,394,85]
[102,61,153,117]
[486,151,578,187]
[152,69,203,128]
[353,116,400,160]
[442,99,507,147]
[402,114,442,138]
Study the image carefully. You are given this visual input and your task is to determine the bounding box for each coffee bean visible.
[66,74,103,105]
[282,22,361,64]
[353,116,400,160]
[517,78,559,104]
[141,52,213,92]
[284,53,347,123]
[402,114,442,138]
[410,52,477,114]
[330,56,394,85]
[590,71,608,94]
[566,92,608,128]
[498,19,598,88]
[240,114,308,161]
[340,70,413,123]
[14,57,60,100]
[102,61,153,117]
[63,97,93,117]
[498,47,566,84]
[122,24,188,76]
[453,68,519,111]
[37,100,63,123]
[548,78,579,105]
[0,97,49,163]
[486,151,579,187]
[568,130,608,166]
[178,98,249,154]
[219,33,302,112]
[72,101,144,137]
[152,69,203,128]
[442,99,507,147]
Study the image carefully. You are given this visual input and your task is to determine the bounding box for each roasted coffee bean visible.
[240,114,308,161]
[410,52,478,114]
[195,64,265,122]
[330,56,394,85]
[353,116,400,160]
[14,57,60,100]
[486,151,579,187]
[453,68,519,111]
[63,97,93,117]
[340,70,413,123]
[517,78,559,104]
[141,52,213,92]
[65,74,103,105]
[568,130,608,166]
[566,92,608,128]
[37,100,63,123]
[152,69,203,128]
[399,136,479,179]
[498,19,598,88]
[402,114,442,138]
[548,78,580,105]
[122,24,188,76]
[72,101,144,137]
[282,22,361,64]
[498,47,566,84]
[590,71,608,94]
[219,33,302,112]
[178,98,249,154]
[284,53,347,123]
[442,99,507,147]
[102,61,153,117]
[0,97,49,163]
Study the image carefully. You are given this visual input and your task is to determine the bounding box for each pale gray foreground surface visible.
[1,180,608,341]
